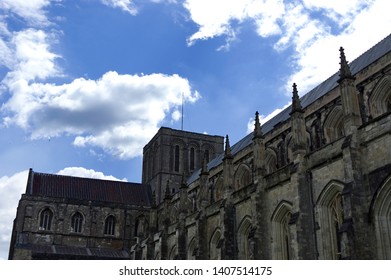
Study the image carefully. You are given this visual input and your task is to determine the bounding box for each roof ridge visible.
[32,170,136,185]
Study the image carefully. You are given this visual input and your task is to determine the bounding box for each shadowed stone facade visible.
[9,34,391,260]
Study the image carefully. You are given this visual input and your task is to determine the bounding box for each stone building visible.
[9,34,391,260]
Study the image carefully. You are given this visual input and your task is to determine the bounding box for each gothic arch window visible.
[187,238,197,260]
[189,147,196,171]
[39,208,53,231]
[265,148,278,174]
[104,215,116,236]
[135,215,147,237]
[323,106,344,143]
[202,144,214,163]
[271,201,292,259]
[237,216,254,259]
[234,164,252,190]
[174,145,180,172]
[369,75,391,118]
[170,207,178,224]
[277,140,286,167]
[285,135,293,164]
[315,181,344,259]
[310,117,323,150]
[209,228,222,260]
[71,212,83,233]
[371,175,391,259]
[214,177,224,201]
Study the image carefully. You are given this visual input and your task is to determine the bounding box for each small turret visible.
[290,83,303,114]
[223,135,233,160]
[338,47,355,82]
[253,111,263,139]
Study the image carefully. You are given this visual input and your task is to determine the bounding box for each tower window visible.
[39,208,53,231]
[205,150,210,163]
[190,147,195,170]
[104,215,116,236]
[71,212,83,233]
[174,145,180,172]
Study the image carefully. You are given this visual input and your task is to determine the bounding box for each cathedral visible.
[8,34,391,260]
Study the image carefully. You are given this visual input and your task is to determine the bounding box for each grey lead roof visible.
[187,33,391,185]
[26,169,152,207]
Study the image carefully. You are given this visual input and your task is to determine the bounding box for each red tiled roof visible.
[26,170,151,207]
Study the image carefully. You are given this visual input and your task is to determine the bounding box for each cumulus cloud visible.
[57,167,127,181]
[183,0,391,94]
[2,71,199,158]
[0,170,29,260]
[0,1,200,159]
[4,28,61,82]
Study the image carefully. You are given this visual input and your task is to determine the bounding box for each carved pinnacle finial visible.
[224,134,233,159]
[253,111,263,139]
[291,83,303,114]
[339,47,354,81]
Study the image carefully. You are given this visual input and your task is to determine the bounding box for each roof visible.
[187,33,391,184]
[26,169,152,207]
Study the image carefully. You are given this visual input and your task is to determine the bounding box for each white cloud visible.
[184,0,285,47]
[0,0,51,26]
[2,71,200,159]
[0,0,200,160]
[0,170,29,260]
[182,0,391,95]
[101,0,138,15]
[286,0,391,95]
[57,167,127,181]
[171,109,182,122]
[4,28,61,82]
[246,103,290,134]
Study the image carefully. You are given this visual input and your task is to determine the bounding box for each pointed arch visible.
[285,134,293,164]
[39,207,54,231]
[371,175,391,259]
[172,138,185,173]
[310,116,323,150]
[265,148,278,174]
[71,211,84,233]
[104,215,116,236]
[134,214,148,237]
[237,216,254,259]
[234,164,252,190]
[187,237,197,260]
[188,142,200,172]
[271,201,292,259]
[369,75,391,118]
[168,245,178,260]
[170,206,178,224]
[209,228,222,260]
[213,176,224,201]
[323,106,344,143]
[315,180,344,259]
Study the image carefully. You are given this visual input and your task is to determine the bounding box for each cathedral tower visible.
[142,127,224,204]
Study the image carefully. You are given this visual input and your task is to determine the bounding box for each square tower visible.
[142,127,224,204]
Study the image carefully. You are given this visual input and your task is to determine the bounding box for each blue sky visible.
[0,0,390,259]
